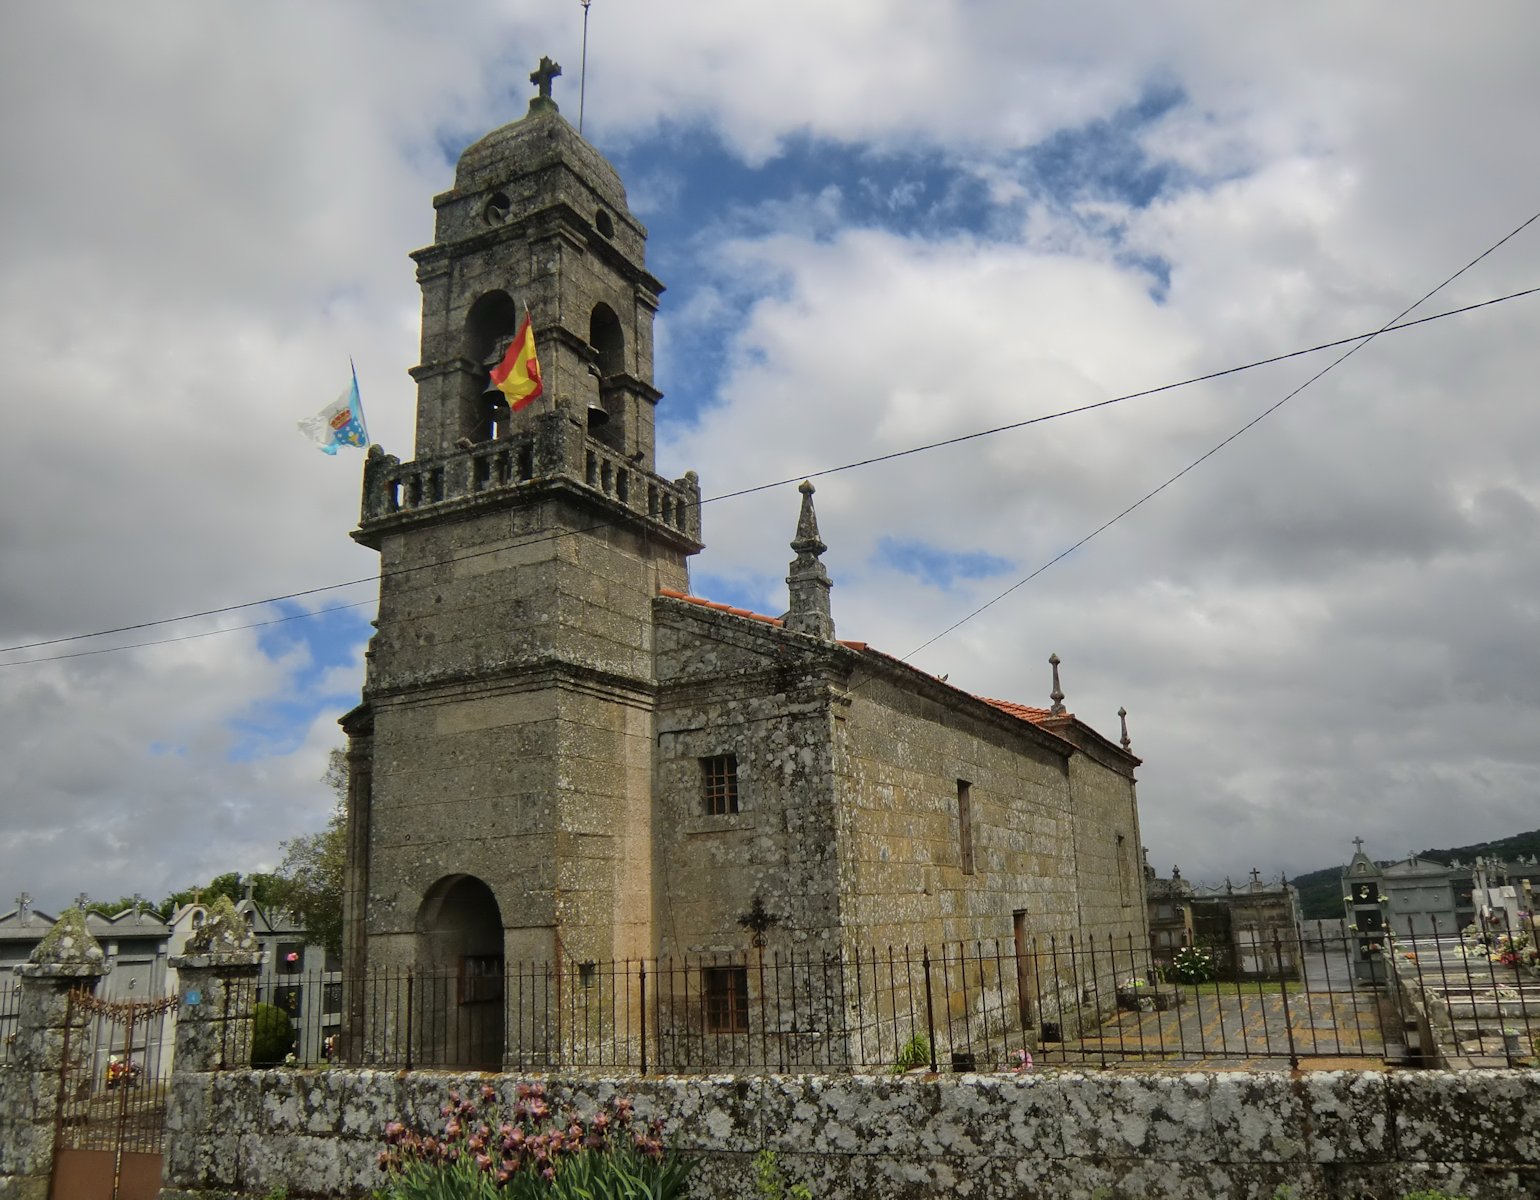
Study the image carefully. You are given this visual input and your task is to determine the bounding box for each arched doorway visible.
[415,874,504,1068]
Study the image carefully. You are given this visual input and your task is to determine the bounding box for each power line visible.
[2,281,1537,665]
[898,207,1540,663]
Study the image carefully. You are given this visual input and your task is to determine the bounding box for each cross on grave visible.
[74,892,90,911]
[1250,867,1262,885]
[529,55,562,101]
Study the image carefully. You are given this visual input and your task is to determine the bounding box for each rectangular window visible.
[322,982,343,1015]
[701,754,739,815]
[957,780,975,875]
[276,942,304,975]
[459,955,505,1006]
[702,965,749,1033]
[1117,834,1131,906]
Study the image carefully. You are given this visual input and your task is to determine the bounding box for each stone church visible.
[340,64,1148,1065]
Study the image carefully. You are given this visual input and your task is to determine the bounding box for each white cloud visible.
[3,2,1540,909]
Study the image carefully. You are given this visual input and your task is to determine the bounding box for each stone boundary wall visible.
[159,1068,1539,1200]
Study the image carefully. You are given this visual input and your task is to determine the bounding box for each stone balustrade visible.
[358,411,701,546]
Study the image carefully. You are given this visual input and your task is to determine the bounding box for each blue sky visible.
[3,2,1540,906]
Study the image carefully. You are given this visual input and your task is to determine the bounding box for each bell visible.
[586,402,610,430]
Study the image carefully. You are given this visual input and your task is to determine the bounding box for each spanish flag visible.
[489,312,543,412]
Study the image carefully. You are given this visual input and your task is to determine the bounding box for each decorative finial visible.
[1118,706,1130,750]
[1171,865,1181,880]
[529,55,562,111]
[785,481,835,640]
[1048,653,1065,716]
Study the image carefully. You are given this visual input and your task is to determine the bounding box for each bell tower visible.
[342,61,702,1064]
[410,55,665,465]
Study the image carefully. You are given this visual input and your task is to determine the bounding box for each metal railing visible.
[189,927,1540,1074]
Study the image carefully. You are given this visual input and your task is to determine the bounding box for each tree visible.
[160,871,284,918]
[272,748,347,958]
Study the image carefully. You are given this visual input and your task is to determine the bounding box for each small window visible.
[957,780,975,876]
[702,965,748,1033]
[322,982,343,1015]
[273,985,303,1018]
[277,942,304,975]
[459,955,504,1006]
[595,208,615,238]
[701,754,739,815]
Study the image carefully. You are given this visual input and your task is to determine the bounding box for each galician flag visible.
[489,312,543,412]
[299,363,369,454]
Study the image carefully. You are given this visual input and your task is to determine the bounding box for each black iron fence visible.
[196,926,1540,1074]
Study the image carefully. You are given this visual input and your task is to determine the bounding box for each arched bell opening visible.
[461,291,520,444]
[587,303,625,448]
[414,874,504,1069]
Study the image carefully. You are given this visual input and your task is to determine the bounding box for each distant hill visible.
[1291,827,1540,920]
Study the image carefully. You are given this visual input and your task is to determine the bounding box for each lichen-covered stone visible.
[144,1067,1540,1200]
[20,907,103,973]
[175,894,260,962]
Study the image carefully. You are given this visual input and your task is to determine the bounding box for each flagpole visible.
[579,0,593,135]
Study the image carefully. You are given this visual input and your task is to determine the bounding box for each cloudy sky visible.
[2,2,1538,911]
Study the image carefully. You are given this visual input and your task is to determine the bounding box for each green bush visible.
[251,1002,295,1067]
[1166,945,1217,985]
[375,1083,693,1200]
[892,1032,931,1074]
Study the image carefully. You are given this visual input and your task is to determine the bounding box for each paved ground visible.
[1038,984,1389,1070]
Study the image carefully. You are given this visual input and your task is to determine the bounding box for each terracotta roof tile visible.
[657,588,1059,733]
[657,587,783,626]
[976,696,1063,726]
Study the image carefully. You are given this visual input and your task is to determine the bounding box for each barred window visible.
[701,754,739,815]
[702,965,748,1033]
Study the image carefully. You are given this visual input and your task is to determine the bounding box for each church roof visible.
[658,588,1067,733]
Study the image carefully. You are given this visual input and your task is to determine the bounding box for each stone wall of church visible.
[835,669,1137,957]
[1061,748,1148,962]
[155,1067,1540,1200]
[652,602,845,957]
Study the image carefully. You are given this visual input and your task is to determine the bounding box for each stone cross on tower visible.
[529,55,562,102]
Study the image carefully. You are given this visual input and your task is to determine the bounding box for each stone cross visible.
[74,892,90,911]
[1352,836,1365,854]
[530,55,562,100]
[1250,867,1262,885]
[14,892,30,920]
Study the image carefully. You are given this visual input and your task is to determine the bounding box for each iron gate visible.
[51,987,177,1200]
